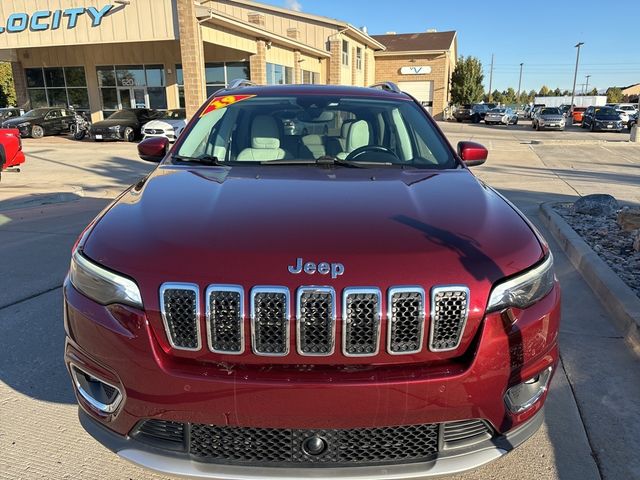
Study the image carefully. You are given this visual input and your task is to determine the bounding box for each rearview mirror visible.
[138,137,169,162]
[457,141,488,167]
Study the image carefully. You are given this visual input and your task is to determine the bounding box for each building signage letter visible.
[86,5,113,27]
[30,11,52,31]
[0,4,114,34]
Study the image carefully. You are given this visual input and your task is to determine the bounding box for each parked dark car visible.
[90,109,158,142]
[454,104,490,123]
[582,106,624,132]
[1,107,74,138]
[0,108,23,122]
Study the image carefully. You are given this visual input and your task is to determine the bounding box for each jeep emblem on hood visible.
[288,258,344,279]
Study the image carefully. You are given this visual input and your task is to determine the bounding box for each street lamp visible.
[569,42,584,122]
[517,63,524,104]
[585,75,591,95]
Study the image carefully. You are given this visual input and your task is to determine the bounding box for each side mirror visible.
[138,137,169,162]
[457,141,488,167]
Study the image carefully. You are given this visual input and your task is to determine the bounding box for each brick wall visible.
[250,40,267,84]
[375,54,449,119]
[328,39,341,85]
[294,51,302,84]
[177,0,206,118]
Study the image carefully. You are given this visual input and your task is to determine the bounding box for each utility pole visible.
[585,75,591,95]
[517,63,523,103]
[488,54,494,102]
[569,42,584,122]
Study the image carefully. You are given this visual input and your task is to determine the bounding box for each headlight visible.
[17,122,30,128]
[487,254,555,312]
[108,125,121,131]
[69,251,143,308]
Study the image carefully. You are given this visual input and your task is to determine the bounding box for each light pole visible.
[569,42,584,124]
[517,63,524,104]
[585,75,591,95]
[488,54,494,102]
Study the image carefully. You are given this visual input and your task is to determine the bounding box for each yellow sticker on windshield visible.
[200,94,256,117]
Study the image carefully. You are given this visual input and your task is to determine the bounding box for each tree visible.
[0,62,16,108]
[562,90,571,96]
[538,85,550,97]
[588,88,598,96]
[491,89,503,104]
[451,56,485,104]
[553,87,562,97]
[606,87,623,103]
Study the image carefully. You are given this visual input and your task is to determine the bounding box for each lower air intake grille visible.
[297,288,335,355]
[343,289,381,356]
[442,419,492,448]
[161,285,200,350]
[134,419,186,451]
[189,423,439,466]
[207,287,243,354]
[388,289,425,354]
[251,288,289,355]
[430,287,469,351]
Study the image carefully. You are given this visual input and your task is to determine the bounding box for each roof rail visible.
[368,82,402,93]
[227,78,257,90]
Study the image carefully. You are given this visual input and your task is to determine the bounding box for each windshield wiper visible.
[172,154,223,166]
[261,156,390,168]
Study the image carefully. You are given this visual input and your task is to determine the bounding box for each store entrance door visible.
[117,87,148,109]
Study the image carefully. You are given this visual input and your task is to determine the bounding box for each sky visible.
[263,0,640,94]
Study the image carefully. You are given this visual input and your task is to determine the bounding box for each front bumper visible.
[80,407,544,479]
[63,279,560,478]
[143,131,177,142]
[91,130,123,140]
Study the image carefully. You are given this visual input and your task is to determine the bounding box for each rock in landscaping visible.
[617,208,640,232]
[633,230,640,253]
[573,194,619,216]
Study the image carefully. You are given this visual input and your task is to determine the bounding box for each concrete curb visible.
[539,202,640,357]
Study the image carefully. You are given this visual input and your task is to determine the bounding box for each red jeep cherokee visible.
[64,82,560,479]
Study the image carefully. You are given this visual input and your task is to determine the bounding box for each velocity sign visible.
[0,4,113,34]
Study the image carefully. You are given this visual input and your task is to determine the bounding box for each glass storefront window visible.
[302,70,320,84]
[148,87,167,110]
[116,65,146,87]
[100,88,119,110]
[175,62,250,108]
[97,67,116,87]
[145,65,165,87]
[266,63,293,85]
[25,66,88,111]
[25,69,45,88]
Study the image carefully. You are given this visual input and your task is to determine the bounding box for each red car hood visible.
[83,165,543,362]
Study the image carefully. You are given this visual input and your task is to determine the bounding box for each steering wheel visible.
[345,145,399,162]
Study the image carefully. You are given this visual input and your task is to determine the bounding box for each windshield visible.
[541,108,561,115]
[176,94,456,169]
[157,109,186,120]
[24,108,50,118]
[596,107,618,117]
[108,110,137,120]
[489,108,506,113]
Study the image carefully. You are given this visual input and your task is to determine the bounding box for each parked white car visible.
[142,109,187,143]
[616,109,630,124]
[617,103,638,116]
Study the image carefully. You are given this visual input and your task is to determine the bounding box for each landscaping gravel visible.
[554,203,640,298]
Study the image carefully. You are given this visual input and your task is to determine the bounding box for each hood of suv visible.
[84,166,543,313]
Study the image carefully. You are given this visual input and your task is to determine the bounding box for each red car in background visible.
[571,107,587,125]
[0,128,25,181]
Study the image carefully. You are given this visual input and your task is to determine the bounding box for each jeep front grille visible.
[442,419,492,449]
[251,287,290,356]
[158,285,471,356]
[430,287,469,351]
[296,287,336,356]
[387,288,425,354]
[160,284,201,351]
[206,286,244,354]
[342,288,382,356]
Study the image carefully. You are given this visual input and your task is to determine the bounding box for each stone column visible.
[11,61,29,110]
[250,40,267,85]
[351,47,357,86]
[177,0,206,118]
[363,48,369,86]
[294,51,302,84]
[328,39,342,85]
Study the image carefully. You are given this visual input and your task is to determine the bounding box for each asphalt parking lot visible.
[0,123,639,480]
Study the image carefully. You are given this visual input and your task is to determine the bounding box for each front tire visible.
[31,125,44,139]
[74,130,86,141]
[123,127,135,142]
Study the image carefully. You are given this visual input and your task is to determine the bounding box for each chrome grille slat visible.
[159,283,201,351]
[387,287,425,355]
[296,287,336,356]
[442,419,492,448]
[251,287,290,356]
[206,285,244,354]
[342,288,382,357]
[429,286,469,352]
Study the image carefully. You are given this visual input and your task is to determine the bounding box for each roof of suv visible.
[215,84,412,100]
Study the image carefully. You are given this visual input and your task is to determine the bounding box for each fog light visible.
[504,366,552,413]
[70,365,122,414]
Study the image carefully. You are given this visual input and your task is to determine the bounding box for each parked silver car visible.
[532,107,566,131]
[484,107,519,125]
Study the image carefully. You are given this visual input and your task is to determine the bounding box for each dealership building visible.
[0,0,457,120]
